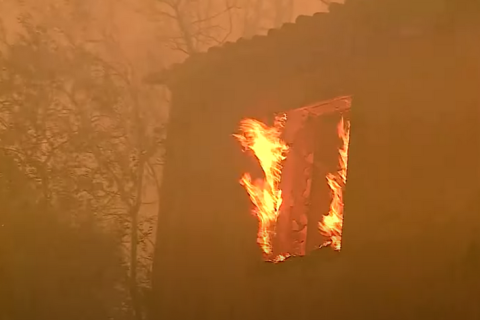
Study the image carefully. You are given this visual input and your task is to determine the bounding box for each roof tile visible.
[146,4,347,85]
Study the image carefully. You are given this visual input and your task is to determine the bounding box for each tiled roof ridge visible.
[146,2,347,84]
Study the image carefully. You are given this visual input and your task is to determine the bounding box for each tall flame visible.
[234,115,289,258]
[319,117,350,251]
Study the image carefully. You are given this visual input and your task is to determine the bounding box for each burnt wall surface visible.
[151,2,480,320]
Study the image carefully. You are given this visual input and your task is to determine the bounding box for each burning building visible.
[146,1,479,319]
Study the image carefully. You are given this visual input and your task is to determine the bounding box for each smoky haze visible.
[1,1,479,320]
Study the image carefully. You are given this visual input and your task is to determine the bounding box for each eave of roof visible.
[144,2,347,86]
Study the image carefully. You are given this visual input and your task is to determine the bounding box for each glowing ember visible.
[233,115,289,259]
[319,117,350,251]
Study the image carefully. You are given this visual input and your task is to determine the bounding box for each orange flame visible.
[234,115,289,258]
[319,117,350,251]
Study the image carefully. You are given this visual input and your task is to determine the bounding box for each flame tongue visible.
[234,115,289,258]
[319,117,351,251]
[236,113,350,259]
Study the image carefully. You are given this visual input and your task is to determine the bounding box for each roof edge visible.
[143,3,346,86]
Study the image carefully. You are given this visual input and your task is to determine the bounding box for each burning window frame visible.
[234,96,351,263]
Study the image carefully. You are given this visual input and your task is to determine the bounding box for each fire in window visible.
[234,97,351,263]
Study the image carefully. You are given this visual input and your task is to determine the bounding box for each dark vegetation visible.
[0,13,163,320]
